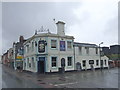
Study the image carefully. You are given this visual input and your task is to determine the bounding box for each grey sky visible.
[1,0,119,54]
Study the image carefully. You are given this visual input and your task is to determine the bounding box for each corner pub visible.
[23,21,109,73]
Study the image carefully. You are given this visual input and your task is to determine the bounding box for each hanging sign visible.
[38,40,45,53]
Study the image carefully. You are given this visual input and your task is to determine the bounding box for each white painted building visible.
[74,42,109,70]
[23,21,109,73]
[23,21,75,73]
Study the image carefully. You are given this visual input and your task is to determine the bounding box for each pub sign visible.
[38,40,45,53]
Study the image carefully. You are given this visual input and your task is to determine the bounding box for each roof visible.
[24,33,74,45]
[74,42,98,48]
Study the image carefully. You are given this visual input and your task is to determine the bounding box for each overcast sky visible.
[1,0,119,54]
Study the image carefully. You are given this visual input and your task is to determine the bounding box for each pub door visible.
[38,60,45,73]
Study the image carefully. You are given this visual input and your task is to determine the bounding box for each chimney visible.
[56,21,65,36]
[19,36,24,43]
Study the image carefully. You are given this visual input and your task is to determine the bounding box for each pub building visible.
[23,21,75,73]
[23,21,109,73]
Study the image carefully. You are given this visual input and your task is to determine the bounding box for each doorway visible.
[38,60,45,73]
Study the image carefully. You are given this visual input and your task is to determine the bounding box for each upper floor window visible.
[96,48,98,54]
[32,42,34,51]
[67,41,72,49]
[67,57,72,66]
[85,47,89,55]
[51,57,57,67]
[51,40,57,49]
[79,47,82,55]
[26,45,29,53]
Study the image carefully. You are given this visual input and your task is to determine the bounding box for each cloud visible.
[2,1,119,53]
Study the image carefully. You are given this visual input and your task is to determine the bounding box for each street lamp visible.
[99,42,103,72]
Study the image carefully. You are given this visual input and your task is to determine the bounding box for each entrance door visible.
[61,58,65,67]
[38,60,45,73]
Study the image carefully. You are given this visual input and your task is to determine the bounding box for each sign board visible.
[16,56,23,60]
[60,41,65,51]
[89,60,94,64]
[38,40,45,53]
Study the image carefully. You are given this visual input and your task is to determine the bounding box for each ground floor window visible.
[67,57,72,66]
[27,58,29,68]
[32,57,35,69]
[96,60,99,66]
[82,60,86,67]
[104,60,106,65]
[51,57,57,67]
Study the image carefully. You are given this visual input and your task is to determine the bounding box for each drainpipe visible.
[73,45,76,71]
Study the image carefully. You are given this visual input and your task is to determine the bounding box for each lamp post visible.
[99,42,103,72]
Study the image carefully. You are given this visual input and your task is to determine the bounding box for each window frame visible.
[82,60,86,67]
[67,41,72,50]
[51,39,57,49]
[51,57,57,68]
[67,57,72,66]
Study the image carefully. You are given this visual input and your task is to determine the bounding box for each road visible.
[2,64,119,88]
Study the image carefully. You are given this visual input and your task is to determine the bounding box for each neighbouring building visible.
[8,48,14,68]
[2,51,8,65]
[23,21,75,73]
[13,36,26,70]
[102,47,110,55]
[74,42,109,71]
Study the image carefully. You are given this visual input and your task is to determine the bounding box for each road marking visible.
[54,82,78,86]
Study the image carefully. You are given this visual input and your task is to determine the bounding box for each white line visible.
[54,82,78,86]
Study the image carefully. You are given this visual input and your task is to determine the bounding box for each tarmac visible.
[2,64,119,88]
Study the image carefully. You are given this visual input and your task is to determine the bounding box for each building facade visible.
[13,36,25,70]
[23,21,75,73]
[74,42,109,71]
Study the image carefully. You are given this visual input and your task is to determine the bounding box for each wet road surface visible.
[2,64,119,88]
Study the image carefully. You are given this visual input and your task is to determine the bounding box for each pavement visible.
[2,64,119,88]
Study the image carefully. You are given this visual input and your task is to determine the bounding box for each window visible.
[32,42,34,51]
[67,41,72,49]
[51,40,57,48]
[96,48,98,54]
[79,47,82,55]
[51,57,57,67]
[32,57,35,69]
[96,60,99,66]
[82,60,86,67]
[104,60,106,65]
[67,57,72,66]
[85,47,89,54]
[27,58,29,68]
[26,45,29,53]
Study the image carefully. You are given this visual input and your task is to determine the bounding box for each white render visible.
[74,43,109,70]
[23,33,74,73]
[23,21,109,73]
